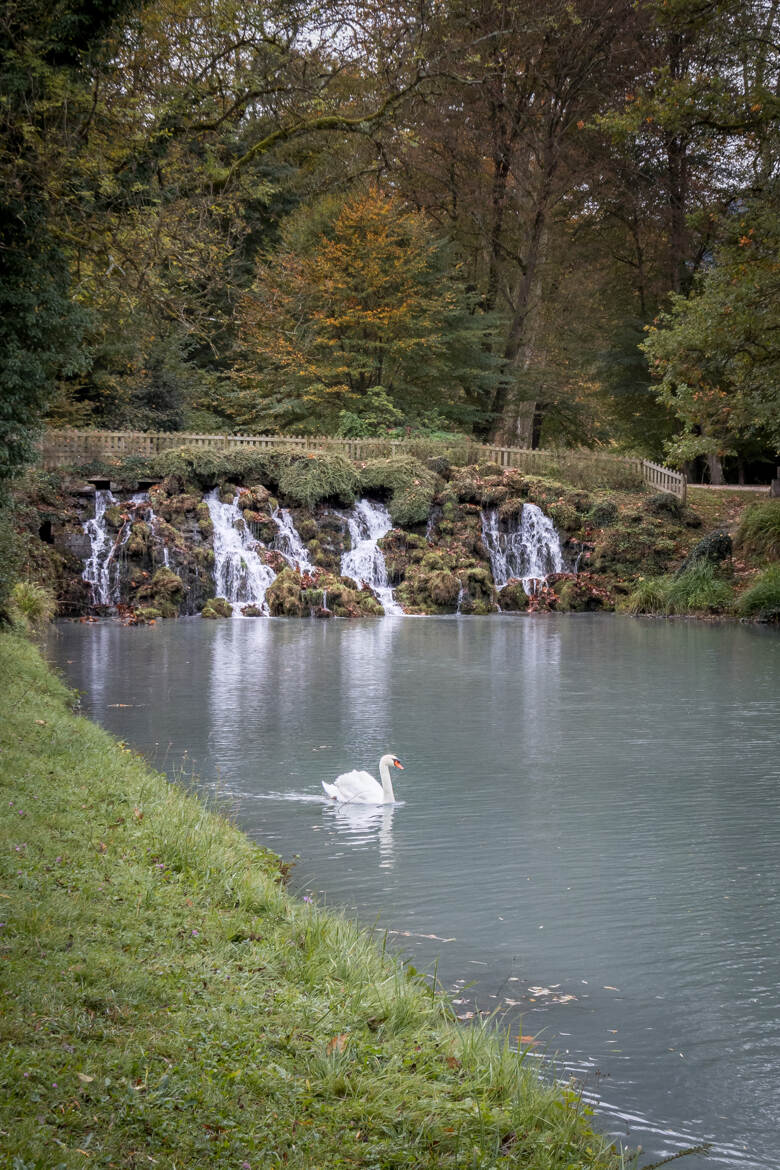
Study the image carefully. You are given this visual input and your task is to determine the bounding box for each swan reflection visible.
[324,802,396,868]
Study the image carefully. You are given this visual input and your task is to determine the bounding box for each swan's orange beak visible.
[393,759,404,769]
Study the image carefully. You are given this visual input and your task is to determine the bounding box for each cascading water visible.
[481,503,565,595]
[83,491,172,608]
[82,490,119,606]
[340,499,403,615]
[272,508,314,574]
[205,488,277,614]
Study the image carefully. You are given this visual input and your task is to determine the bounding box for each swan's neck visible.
[378,757,395,804]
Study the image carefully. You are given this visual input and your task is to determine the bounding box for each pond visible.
[48,614,780,1169]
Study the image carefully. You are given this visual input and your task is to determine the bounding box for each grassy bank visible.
[0,632,626,1169]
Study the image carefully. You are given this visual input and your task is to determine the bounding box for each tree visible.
[0,0,138,493]
[642,192,780,475]
[232,186,502,432]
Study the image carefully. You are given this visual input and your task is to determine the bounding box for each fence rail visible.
[36,429,686,500]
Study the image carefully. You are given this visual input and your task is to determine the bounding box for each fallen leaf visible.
[77,1072,94,1083]
[326,1033,348,1055]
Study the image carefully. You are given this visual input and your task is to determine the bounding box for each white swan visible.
[322,754,404,804]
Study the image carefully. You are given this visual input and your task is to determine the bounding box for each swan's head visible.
[381,753,404,770]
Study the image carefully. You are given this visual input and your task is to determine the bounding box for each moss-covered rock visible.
[586,497,619,528]
[643,491,684,521]
[201,597,233,618]
[134,606,162,623]
[241,604,264,617]
[266,568,306,617]
[134,567,186,618]
[496,582,529,611]
[359,457,441,526]
[127,521,150,559]
[553,574,613,612]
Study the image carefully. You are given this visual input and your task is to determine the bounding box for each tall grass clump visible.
[9,580,58,630]
[623,576,670,614]
[625,562,734,616]
[736,564,780,621]
[665,561,734,614]
[734,500,780,561]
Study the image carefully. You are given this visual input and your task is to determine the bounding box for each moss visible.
[278,454,359,509]
[135,606,162,623]
[547,501,581,533]
[133,568,185,618]
[240,604,264,617]
[103,504,123,529]
[554,575,612,612]
[196,501,214,539]
[497,582,529,611]
[359,456,441,526]
[201,596,233,618]
[586,497,619,528]
[592,519,680,577]
[643,491,684,521]
[266,568,306,617]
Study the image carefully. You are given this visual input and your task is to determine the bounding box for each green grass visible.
[736,564,780,621]
[0,633,628,1170]
[734,500,780,562]
[8,581,58,632]
[624,562,734,616]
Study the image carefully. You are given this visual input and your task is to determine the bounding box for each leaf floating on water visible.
[603,986,621,991]
[518,1035,539,1046]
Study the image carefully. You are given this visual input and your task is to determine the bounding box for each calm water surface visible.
[48,615,780,1168]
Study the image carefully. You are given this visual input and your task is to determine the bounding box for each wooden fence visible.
[37,429,686,500]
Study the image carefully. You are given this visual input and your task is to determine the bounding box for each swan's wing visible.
[330,769,383,803]
[322,781,340,800]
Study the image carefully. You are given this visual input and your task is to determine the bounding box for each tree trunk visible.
[706,453,725,485]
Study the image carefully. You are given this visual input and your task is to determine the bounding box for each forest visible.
[2,0,779,493]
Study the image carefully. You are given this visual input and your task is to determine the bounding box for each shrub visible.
[9,581,58,631]
[734,501,780,562]
[736,564,780,621]
[665,561,734,615]
[0,510,22,619]
[359,456,441,526]
[676,531,732,575]
[643,491,684,521]
[586,497,619,528]
[278,454,359,509]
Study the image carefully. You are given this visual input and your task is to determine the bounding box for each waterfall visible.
[205,489,277,614]
[82,490,152,607]
[82,490,120,606]
[272,508,314,574]
[481,503,565,595]
[340,499,403,615]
